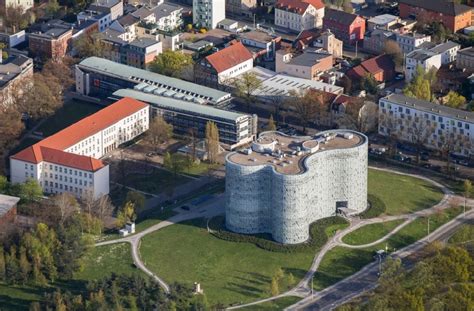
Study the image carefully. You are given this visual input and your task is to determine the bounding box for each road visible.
[291,208,474,311]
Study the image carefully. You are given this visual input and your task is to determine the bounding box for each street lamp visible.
[311,275,314,298]
[427,217,430,241]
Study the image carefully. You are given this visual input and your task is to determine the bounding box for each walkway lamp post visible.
[311,275,314,298]
[427,217,430,241]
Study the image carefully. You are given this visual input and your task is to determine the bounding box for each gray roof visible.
[79,57,231,104]
[368,14,399,25]
[128,37,159,48]
[286,49,332,67]
[113,88,245,122]
[407,49,438,61]
[458,46,474,57]
[152,3,182,19]
[0,194,20,218]
[382,94,474,123]
[430,41,460,54]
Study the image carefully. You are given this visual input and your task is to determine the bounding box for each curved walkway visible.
[95,166,459,307]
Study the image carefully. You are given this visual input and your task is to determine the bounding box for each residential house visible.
[77,11,112,32]
[88,0,123,21]
[367,14,401,31]
[405,49,441,81]
[0,54,33,106]
[430,41,460,65]
[312,29,343,59]
[193,0,226,29]
[322,8,365,45]
[293,28,321,50]
[275,48,333,80]
[238,30,281,61]
[28,21,73,60]
[363,29,395,54]
[274,0,325,32]
[0,30,26,49]
[194,41,253,88]
[0,0,33,12]
[132,2,183,32]
[109,13,140,41]
[398,0,472,32]
[379,93,474,157]
[10,98,149,199]
[346,54,395,83]
[456,46,474,71]
[395,32,431,54]
[226,0,257,18]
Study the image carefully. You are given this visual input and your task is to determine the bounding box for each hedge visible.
[359,194,386,219]
[209,216,349,253]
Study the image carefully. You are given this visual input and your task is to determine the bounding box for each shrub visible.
[359,194,386,219]
[209,216,349,253]
[199,28,207,34]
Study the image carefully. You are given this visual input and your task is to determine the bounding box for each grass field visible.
[140,219,315,306]
[449,223,474,245]
[342,219,406,246]
[239,296,302,310]
[0,243,138,311]
[313,206,464,290]
[36,101,103,137]
[367,169,443,215]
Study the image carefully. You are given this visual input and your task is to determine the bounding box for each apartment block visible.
[193,0,225,29]
[274,0,325,32]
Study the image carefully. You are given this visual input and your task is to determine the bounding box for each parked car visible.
[181,205,190,211]
[420,152,430,161]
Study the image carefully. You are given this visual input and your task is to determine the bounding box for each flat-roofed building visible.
[405,49,441,81]
[0,194,19,227]
[395,32,431,54]
[0,54,33,106]
[28,22,73,60]
[378,94,474,157]
[225,130,368,244]
[275,48,333,80]
[112,88,257,149]
[10,98,150,199]
[75,57,232,106]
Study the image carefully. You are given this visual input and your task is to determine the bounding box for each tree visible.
[125,191,145,213]
[266,114,277,131]
[286,89,331,133]
[232,72,262,112]
[205,121,220,163]
[11,179,43,203]
[383,40,403,67]
[0,248,5,281]
[463,179,472,214]
[0,175,9,194]
[18,246,31,283]
[73,31,111,58]
[445,91,466,109]
[149,50,193,78]
[0,108,24,174]
[187,128,198,162]
[406,116,435,163]
[146,116,173,152]
[1,4,30,32]
[404,65,434,101]
[52,193,78,226]
[42,58,75,91]
[116,202,136,228]
[287,273,295,288]
[93,195,114,230]
[45,0,61,18]
[361,73,378,95]
[342,0,353,13]
[274,267,284,280]
[270,276,279,296]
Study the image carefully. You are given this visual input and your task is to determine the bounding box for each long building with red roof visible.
[274,0,325,32]
[10,97,149,199]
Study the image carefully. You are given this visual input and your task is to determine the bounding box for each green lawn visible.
[313,207,464,290]
[0,243,138,311]
[140,219,315,306]
[75,243,141,281]
[172,154,220,177]
[367,169,443,215]
[124,169,191,195]
[239,296,302,310]
[36,101,103,137]
[342,219,406,246]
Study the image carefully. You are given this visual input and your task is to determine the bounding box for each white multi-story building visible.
[378,94,474,157]
[225,130,368,244]
[405,49,441,81]
[430,41,460,65]
[10,98,150,199]
[193,0,225,29]
[274,0,325,32]
[395,32,431,54]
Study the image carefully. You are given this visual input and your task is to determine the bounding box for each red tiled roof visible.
[205,41,253,74]
[276,0,324,14]
[346,54,395,80]
[11,97,148,171]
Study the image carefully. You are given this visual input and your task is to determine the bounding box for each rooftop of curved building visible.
[227,130,366,175]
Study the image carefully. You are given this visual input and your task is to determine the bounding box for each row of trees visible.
[270,267,296,296]
[32,274,209,311]
[338,243,474,310]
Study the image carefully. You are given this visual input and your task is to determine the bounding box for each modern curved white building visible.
[225,130,368,244]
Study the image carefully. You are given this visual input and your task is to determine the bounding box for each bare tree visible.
[286,89,331,133]
[52,193,79,226]
[188,128,198,162]
[406,117,435,163]
[205,121,220,163]
[93,195,114,232]
[335,98,378,133]
[146,116,173,153]
[439,132,456,175]
[379,113,400,156]
[232,72,263,112]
